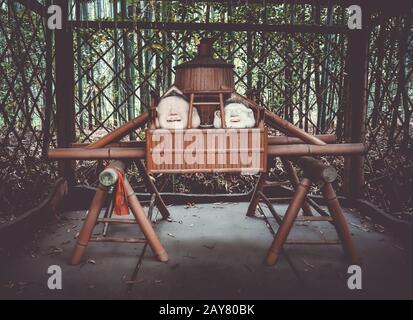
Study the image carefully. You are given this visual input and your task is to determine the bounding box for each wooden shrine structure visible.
[48,38,365,266]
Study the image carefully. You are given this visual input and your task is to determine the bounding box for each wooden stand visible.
[135,159,170,220]
[184,88,232,129]
[71,161,168,265]
[246,158,314,217]
[265,157,360,266]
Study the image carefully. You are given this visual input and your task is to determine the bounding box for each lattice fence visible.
[365,16,413,218]
[1,0,412,220]
[0,0,57,219]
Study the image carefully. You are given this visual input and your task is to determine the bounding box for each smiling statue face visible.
[156,95,200,129]
[213,103,255,129]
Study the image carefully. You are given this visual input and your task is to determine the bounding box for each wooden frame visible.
[146,127,268,174]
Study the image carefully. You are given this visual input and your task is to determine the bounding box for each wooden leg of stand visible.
[71,185,108,265]
[123,177,169,263]
[136,160,170,219]
[322,183,361,265]
[246,171,268,217]
[188,93,194,129]
[281,158,313,216]
[266,178,312,266]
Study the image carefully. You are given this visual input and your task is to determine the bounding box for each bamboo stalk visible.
[292,156,338,183]
[48,147,146,160]
[266,178,312,265]
[49,143,365,160]
[268,134,336,145]
[86,112,148,149]
[123,177,169,262]
[70,134,335,148]
[268,143,366,156]
[265,110,327,146]
[71,141,145,148]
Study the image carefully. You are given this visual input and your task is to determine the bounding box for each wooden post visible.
[281,158,313,216]
[343,7,370,199]
[187,93,195,129]
[71,184,108,265]
[322,183,361,265]
[266,178,312,265]
[55,0,75,184]
[219,93,226,128]
[42,0,53,158]
[246,171,268,217]
[136,160,170,219]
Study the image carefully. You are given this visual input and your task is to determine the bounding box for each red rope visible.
[113,168,129,216]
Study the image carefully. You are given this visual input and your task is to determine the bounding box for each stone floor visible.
[1,202,412,300]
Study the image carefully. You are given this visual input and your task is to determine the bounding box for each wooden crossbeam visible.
[70,20,351,34]
[90,237,147,244]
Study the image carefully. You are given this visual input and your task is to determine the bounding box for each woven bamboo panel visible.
[175,67,234,92]
[146,128,267,174]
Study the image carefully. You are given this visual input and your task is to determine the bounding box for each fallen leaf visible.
[203,243,216,250]
[302,259,315,269]
[393,244,405,251]
[124,279,145,284]
[48,246,63,255]
[350,222,370,232]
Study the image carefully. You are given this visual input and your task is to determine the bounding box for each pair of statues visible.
[155,86,256,130]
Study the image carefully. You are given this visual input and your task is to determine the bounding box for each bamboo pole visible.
[292,156,338,183]
[49,143,365,160]
[246,171,268,217]
[265,110,327,146]
[48,147,146,160]
[266,178,312,265]
[70,161,127,265]
[136,160,170,219]
[123,177,169,262]
[268,134,336,145]
[71,134,336,148]
[86,112,148,149]
[322,182,361,265]
[281,158,313,216]
[268,143,366,156]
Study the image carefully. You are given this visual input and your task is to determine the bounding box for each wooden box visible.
[146,128,268,174]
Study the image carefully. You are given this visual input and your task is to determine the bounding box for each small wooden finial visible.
[198,38,214,56]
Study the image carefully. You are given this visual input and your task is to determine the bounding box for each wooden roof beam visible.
[70,20,350,34]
